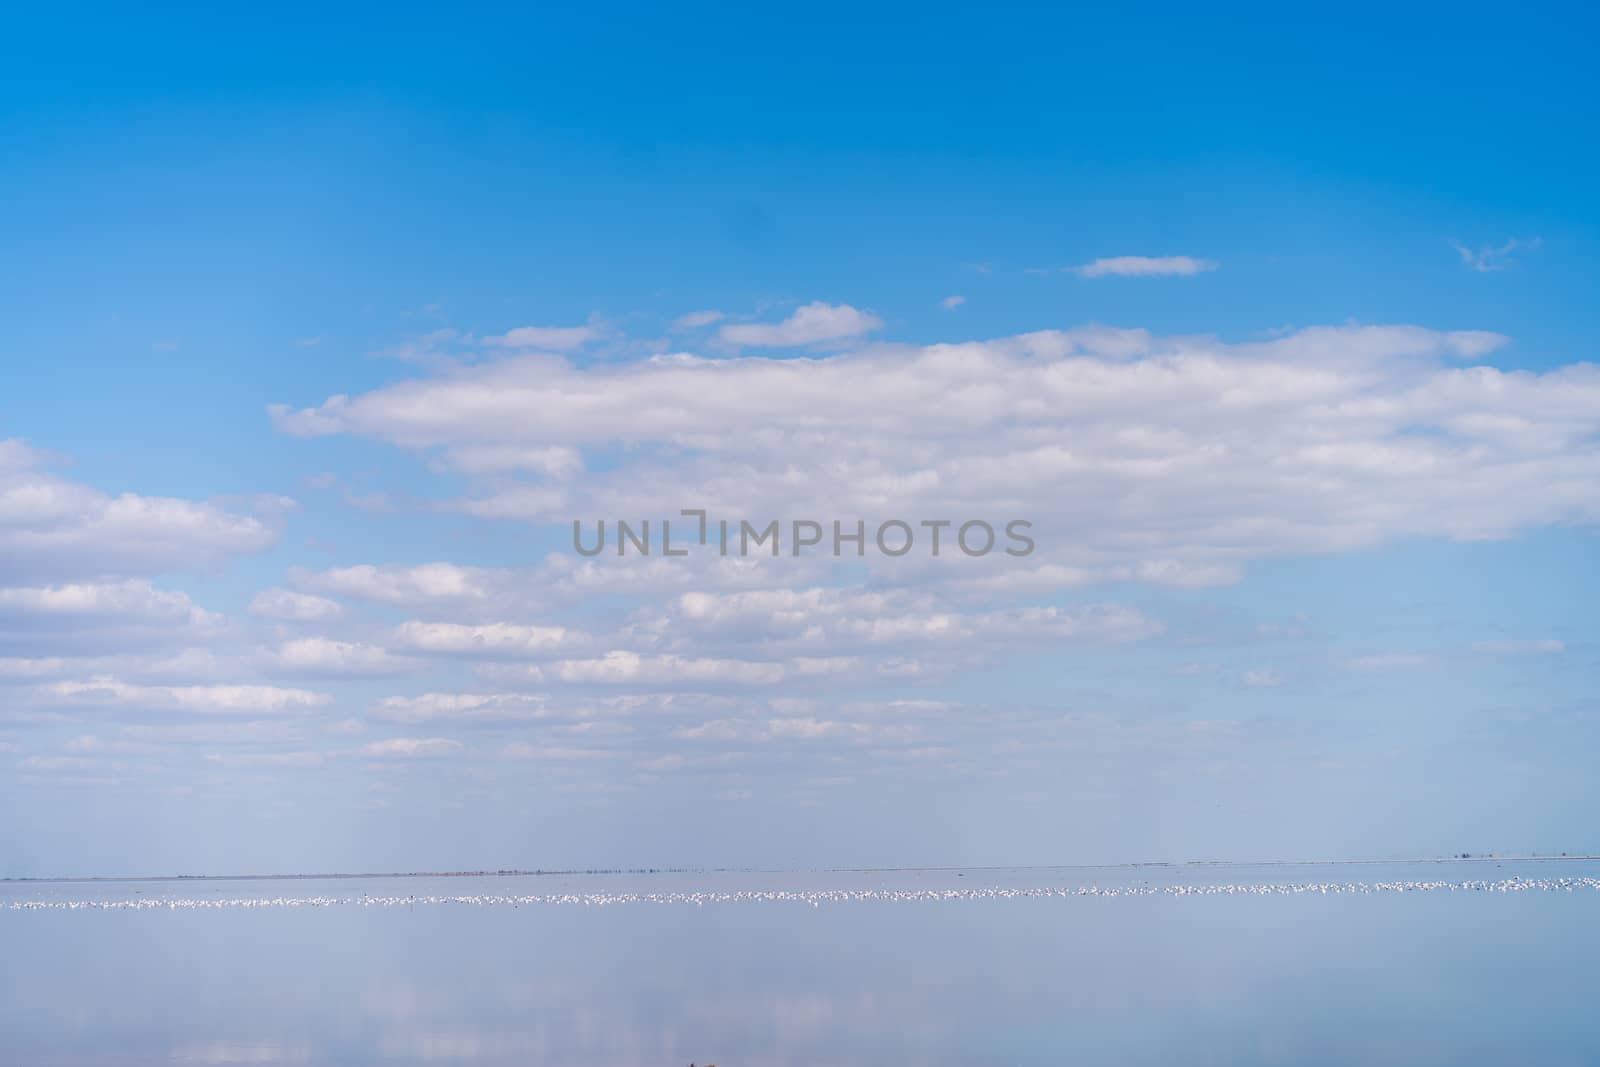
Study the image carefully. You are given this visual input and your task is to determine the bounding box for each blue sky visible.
[1,4,1597,876]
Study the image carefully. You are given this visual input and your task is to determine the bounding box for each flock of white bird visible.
[7,876,1598,911]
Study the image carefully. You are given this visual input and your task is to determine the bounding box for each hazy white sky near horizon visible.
[1,5,1597,876]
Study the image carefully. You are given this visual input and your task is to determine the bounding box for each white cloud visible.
[292,563,499,606]
[1242,669,1284,688]
[672,310,726,330]
[549,650,788,685]
[0,579,217,625]
[1455,237,1540,273]
[0,439,48,473]
[487,323,601,350]
[0,580,222,654]
[675,715,910,744]
[323,717,365,736]
[36,677,331,715]
[450,486,567,521]
[248,588,344,621]
[0,657,71,679]
[372,692,553,725]
[958,558,1244,594]
[498,742,611,760]
[0,443,276,581]
[260,638,418,678]
[1071,256,1217,278]
[543,552,830,604]
[940,295,966,310]
[280,553,825,625]
[436,444,582,477]
[263,322,1600,590]
[717,302,882,347]
[789,656,864,676]
[1346,652,1434,671]
[0,647,239,685]
[359,737,463,759]
[391,621,575,657]
[654,588,1158,654]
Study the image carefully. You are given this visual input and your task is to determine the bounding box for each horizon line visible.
[6,853,1594,886]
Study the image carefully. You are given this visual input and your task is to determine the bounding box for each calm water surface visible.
[3,859,1597,1066]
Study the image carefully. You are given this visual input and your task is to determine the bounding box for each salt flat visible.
[4,859,1598,1065]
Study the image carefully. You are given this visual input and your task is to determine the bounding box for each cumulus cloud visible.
[359,737,463,759]
[487,323,601,350]
[35,677,331,715]
[281,553,821,624]
[291,563,500,606]
[648,588,1158,656]
[435,444,582,477]
[672,310,726,330]
[265,321,1600,587]
[1071,256,1217,278]
[0,580,217,626]
[532,552,824,603]
[248,588,344,622]
[675,715,914,744]
[717,302,882,347]
[0,580,222,653]
[390,621,576,658]
[955,559,1244,594]
[0,439,48,472]
[0,648,242,686]
[29,314,1576,789]
[0,442,277,581]
[259,638,419,678]
[548,650,788,685]
[372,692,555,725]
[0,656,72,680]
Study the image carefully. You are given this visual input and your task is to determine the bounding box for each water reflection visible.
[3,861,1598,1065]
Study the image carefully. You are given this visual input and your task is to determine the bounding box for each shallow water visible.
[3,859,1598,1065]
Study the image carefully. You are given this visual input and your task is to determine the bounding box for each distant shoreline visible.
[5,854,1595,886]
